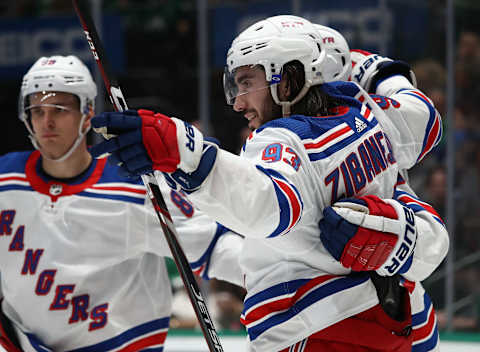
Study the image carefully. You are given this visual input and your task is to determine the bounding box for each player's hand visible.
[350,49,416,93]
[319,195,417,276]
[90,109,204,176]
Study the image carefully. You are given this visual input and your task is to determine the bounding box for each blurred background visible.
[2,0,480,348]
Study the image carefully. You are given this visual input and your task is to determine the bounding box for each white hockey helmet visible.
[224,15,331,116]
[313,24,351,82]
[18,55,97,161]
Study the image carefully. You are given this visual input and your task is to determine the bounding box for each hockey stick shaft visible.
[72,2,223,351]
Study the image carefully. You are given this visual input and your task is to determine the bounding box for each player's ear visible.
[278,78,291,101]
[83,105,94,132]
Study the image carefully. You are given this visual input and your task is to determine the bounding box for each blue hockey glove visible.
[90,109,205,177]
[350,49,417,93]
[319,195,417,276]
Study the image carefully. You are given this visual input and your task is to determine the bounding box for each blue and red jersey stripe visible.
[256,166,303,238]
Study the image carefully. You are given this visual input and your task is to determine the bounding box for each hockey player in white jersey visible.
[0,55,244,352]
[90,16,448,351]
[313,25,445,351]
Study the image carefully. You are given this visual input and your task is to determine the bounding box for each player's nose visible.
[45,112,55,125]
[233,95,246,112]
[41,112,57,129]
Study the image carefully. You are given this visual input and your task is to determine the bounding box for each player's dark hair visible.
[282,60,343,116]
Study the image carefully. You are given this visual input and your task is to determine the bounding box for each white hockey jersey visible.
[394,177,443,352]
[182,80,447,351]
[0,150,242,352]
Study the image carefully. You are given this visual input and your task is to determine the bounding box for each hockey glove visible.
[319,195,417,276]
[90,109,206,177]
[350,49,417,93]
[163,137,219,192]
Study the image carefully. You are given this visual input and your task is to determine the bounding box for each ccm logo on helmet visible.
[323,37,335,44]
[280,20,305,28]
[384,206,417,274]
[270,74,281,84]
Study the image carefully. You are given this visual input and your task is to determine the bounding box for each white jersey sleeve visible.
[207,231,244,287]
[369,75,442,168]
[316,80,441,171]
[145,177,244,286]
[183,127,310,239]
[394,174,449,282]
[371,77,447,280]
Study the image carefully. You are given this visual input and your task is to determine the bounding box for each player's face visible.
[28,92,87,160]
[232,66,281,130]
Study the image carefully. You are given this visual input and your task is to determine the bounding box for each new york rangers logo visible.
[49,184,63,196]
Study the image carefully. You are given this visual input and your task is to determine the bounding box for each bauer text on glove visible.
[350,49,416,93]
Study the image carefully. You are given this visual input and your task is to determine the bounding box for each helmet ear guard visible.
[224,15,351,116]
[313,24,351,82]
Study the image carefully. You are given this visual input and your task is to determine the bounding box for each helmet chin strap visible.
[26,113,91,163]
[270,80,312,117]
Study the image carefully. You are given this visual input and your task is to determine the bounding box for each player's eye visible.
[238,79,252,92]
[55,106,67,113]
[29,107,43,116]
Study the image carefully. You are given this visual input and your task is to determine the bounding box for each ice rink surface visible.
[164,335,480,351]
[0,335,476,351]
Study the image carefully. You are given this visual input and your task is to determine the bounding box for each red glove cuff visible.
[360,195,398,219]
[139,109,180,173]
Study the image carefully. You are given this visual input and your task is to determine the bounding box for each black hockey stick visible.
[72,1,223,351]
